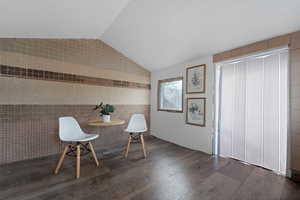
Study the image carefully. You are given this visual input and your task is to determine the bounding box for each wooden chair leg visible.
[54,145,69,174]
[76,144,80,179]
[88,142,100,167]
[140,134,147,158]
[124,135,132,158]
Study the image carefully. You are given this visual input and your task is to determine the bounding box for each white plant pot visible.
[102,115,111,123]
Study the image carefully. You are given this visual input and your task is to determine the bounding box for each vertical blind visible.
[219,48,288,174]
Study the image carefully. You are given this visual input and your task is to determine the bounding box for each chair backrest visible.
[126,114,147,133]
[59,117,85,141]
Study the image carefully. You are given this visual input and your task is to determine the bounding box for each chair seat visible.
[62,134,99,142]
[125,129,146,133]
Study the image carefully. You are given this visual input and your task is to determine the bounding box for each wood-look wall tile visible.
[291,145,300,170]
[243,41,269,55]
[291,31,300,50]
[0,65,150,90]
[0,39,150,77]
[0,104,150,165]
[268,34,291,49]
[213,51,232,63]
[230,47,245,58]
[292,134,300,147]
[290,118,300,132]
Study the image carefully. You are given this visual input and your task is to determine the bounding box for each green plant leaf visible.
[96,102,115,115]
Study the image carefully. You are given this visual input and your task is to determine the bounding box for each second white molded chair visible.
[54,116,100,179]
[124,114,148,158]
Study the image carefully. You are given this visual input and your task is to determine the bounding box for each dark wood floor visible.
[1,136,300,200]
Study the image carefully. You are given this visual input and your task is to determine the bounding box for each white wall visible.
[150,56,214,154]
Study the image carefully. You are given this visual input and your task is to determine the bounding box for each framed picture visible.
[186,64,206,94]
[186,98,206,126]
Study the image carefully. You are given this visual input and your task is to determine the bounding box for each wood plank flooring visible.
[0,136,299,200]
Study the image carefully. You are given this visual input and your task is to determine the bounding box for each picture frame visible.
[186,64,206,94]
[186,97,206,126]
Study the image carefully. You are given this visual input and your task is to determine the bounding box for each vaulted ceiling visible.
[0,0,130,38]
[1,0,300,71]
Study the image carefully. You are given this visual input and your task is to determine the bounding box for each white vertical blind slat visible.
[220,64,235,157]
[279,52,288,173]
[263,54,280,171]
[245,58,264,166]
[232,61,246,161]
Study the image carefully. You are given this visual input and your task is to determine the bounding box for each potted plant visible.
[94,102,115,123]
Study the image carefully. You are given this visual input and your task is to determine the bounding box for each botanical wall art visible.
[186,64,206,93]
[186,97,206,126]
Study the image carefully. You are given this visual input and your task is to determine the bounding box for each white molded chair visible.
[54,116,100,179]
[59,117,99,142]
[124,114,148,158]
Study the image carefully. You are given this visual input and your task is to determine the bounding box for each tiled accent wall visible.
[213,32,299,62]
[0,39,149,76]
[0,104,150,165]
[213,30,300,181]
[0,65,150,90]
[0,39,150,165]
